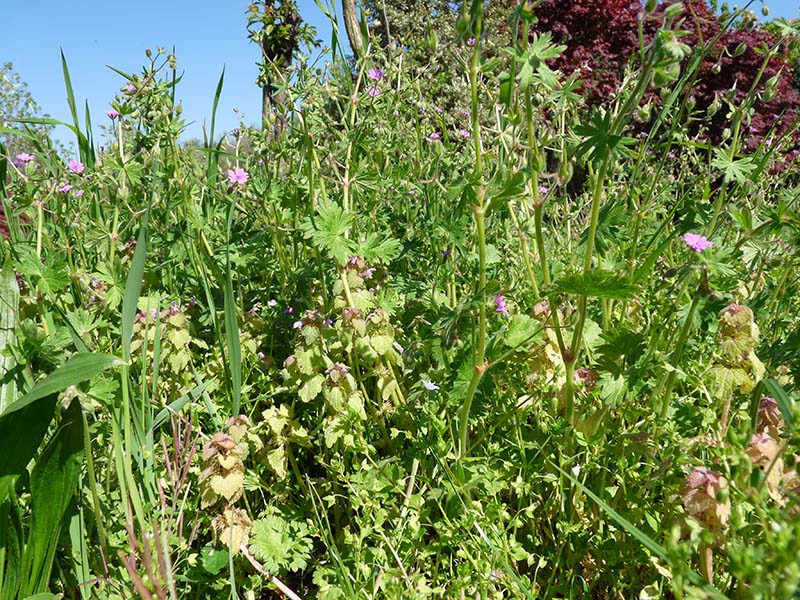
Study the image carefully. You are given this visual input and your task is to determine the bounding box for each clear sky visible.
[2,0,798,153]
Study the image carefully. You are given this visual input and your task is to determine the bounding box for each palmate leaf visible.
[300,204,354,265]
[355,231,401,264]
[575,110,636,164]
[549,270,638,299]
[249,512,313,574]
[711,148,756,184]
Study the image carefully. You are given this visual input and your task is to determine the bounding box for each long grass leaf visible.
[0,256,19,413]
[121,207,151,362]
[207,69,225,188]
[556,464,727,598]
[224,199,242,416]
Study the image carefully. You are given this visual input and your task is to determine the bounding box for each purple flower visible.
[421,379,440,391]
[125,83,136,92]
[68,160,85,174]
[227,167,249,185]
[105,109,119,119]
[668,151,676,158]
[74,189,84,197]
[427,132,441,142]
[458,129,471,138]
[495,295,509,316]
[58,184,73,193]
[467,37,476,46]
[15,152,34,164]
[539,186,549,196]
[368,68,383,81]
[366,85,381,98]
[683,233,713,252]
[434,106,443,114]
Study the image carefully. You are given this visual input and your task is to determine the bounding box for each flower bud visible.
[664,3,684,18]
[682,467,730,538]
[757,396,784,438]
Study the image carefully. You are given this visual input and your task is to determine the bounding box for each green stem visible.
[458,9,487,459]
[659,290,702,419]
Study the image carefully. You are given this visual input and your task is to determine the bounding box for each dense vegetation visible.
[1,1,800,598]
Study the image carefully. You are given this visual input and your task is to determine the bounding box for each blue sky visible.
[2,0,798,153]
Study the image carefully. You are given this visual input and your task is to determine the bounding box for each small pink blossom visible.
[539,186,549,196]
[367,68,383,81]
[68,160,85,174]
[15,152,35,164]
[495,295,509,316]
[467,37,476,46]
[125,83,136,92]
[683,233,713,252]
[105,109,119,119]
[227,167,249,185]
[74,189,84,197]
[427,132,441,142]
[458,129,471,138]
[366,85,381,98]
[58,184,73,193]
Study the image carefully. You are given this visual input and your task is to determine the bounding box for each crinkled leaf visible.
[550,270,637,299]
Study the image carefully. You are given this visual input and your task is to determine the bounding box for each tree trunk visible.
[342,0,364,58]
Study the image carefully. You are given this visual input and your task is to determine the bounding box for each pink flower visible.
[58,184,73,193]
[458,129,471,138]
[467,37,476,46]
[367,68,383,81]
[74,189,84,197]
[105,109,119,119]
[427,132,441,142]
[68,160,85,174]
[366,85,381,98]
[495,295,509,316]
[683,233,713,252]
[15,152,35,163]
[539,186,549,196]
[227,167,249,185]
[125,83,136,92]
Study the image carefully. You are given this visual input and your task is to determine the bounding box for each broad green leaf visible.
[299,374,324,403]
[0,353,120,502]
[550,270,638,299]
[19,398,84,597]
[504,314,542,349]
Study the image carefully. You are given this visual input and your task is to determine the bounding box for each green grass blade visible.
[224,199,242,416]
[762,379,794,433]
[206,69,225,188]
[0,255,19,414]
[556,464,727,598]
[60,49,80,133]
[121,207,151,362]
